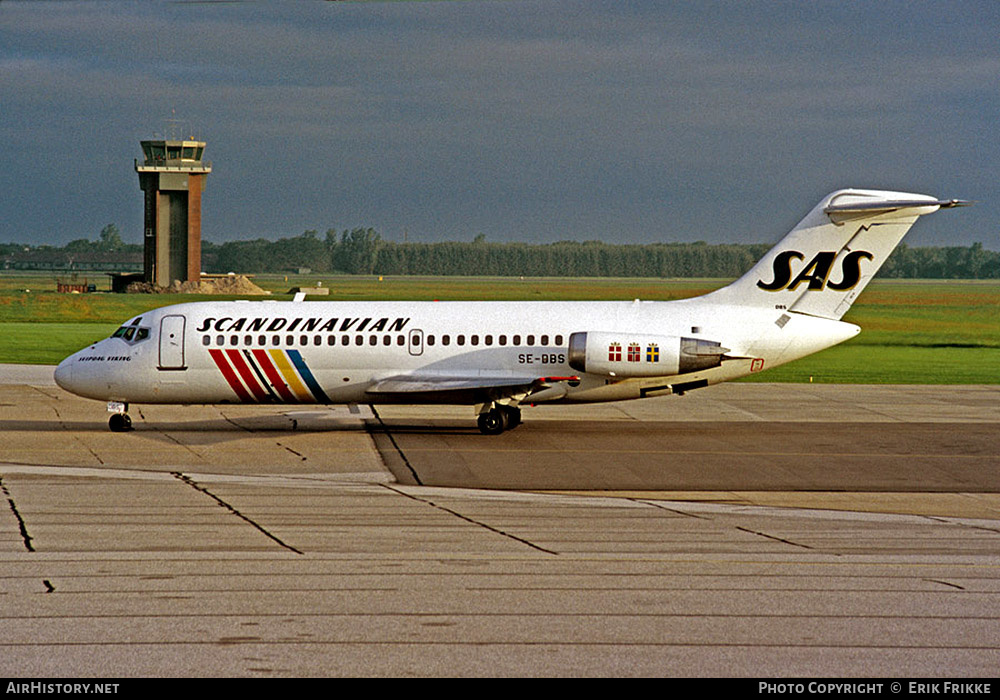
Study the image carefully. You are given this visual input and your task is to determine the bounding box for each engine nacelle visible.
[567,331,729,378]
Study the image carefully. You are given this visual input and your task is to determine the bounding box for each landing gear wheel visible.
[477,408,509,435]
[477,405,522,435]
[109,413,132,432]
[501,405,522,429]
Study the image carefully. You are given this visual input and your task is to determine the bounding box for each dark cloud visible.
[1,1,996,249]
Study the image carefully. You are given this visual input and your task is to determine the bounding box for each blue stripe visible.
[286,350,331,403]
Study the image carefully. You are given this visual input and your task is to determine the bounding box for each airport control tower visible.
[135,138,211,286]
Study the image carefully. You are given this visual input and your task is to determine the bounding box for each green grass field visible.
[1,272,997,383]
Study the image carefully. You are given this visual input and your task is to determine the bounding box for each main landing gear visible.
[477,404,521,436]
[108,402,133,432]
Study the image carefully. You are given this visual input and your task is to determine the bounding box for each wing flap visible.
[367,373,579,396]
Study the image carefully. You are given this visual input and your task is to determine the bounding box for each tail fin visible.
[705,189,967,320]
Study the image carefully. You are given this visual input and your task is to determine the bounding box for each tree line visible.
[203,229,1000,279]
[5,227,999,279]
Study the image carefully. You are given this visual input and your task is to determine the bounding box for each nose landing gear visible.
[108,402,133,432]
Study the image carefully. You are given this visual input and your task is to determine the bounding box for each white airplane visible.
[54,188,966,434]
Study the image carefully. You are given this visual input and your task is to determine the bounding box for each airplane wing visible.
[366,373,578,402]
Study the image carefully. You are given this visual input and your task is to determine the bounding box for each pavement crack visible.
[29,386,60,401]
[925,578,965,591]
[735,525,813,550]
[381,484,558,555]
[216,409,252,432]
[156,431,205,459]
[43,400,105,464]
[1,474,34,552]
[171,472,303,555]
[634,499,710,519]
[922,514,1000,535]
[277,443,307,460]
[367,405,423,485]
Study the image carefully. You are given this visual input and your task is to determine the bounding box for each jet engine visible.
[567,332,729,377]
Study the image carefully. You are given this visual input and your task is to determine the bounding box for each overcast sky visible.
[1,0,997,249]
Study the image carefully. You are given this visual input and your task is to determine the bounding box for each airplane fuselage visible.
[55,297,857,406]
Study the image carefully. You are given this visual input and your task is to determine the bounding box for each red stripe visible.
[209,349,254,403]
[251,349,298,403]
[225,349,269,402]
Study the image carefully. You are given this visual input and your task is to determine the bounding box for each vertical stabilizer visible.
[704,189,966,320]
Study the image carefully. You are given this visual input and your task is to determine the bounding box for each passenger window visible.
[369,335,377,346]
[217,335,225,346]
[541,335,549,345]
[258,335,266,345]
[355,335,363,346]
[327,336,336,346]
[202,335,210,346]
[396,335,405,346]
[499,335,507,346]
[427,335,436,346]
[382,335,391,346]
[300,335,308,346]
[513,335,521,345]
[314,336,321,346]
[442,335,451,346]
[457,335,465,346]
[471,335,479,346]
[341,336,349,346]
[244,335,252,346]
[273,335,281,346]
[527,335,535,345]
[485,335,493,345]
[555,335,564,346]
[286,335,294,346]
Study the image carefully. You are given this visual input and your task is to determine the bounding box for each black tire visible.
[502,405,522,429]
[109,413,132,432]
[477,408,508,435]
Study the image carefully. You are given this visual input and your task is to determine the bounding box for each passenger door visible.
[159,315,186,370]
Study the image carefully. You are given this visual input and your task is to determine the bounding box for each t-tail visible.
[705,189,969,320]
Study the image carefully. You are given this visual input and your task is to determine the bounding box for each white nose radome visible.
[53,355,74,392]
[53,345,114,400]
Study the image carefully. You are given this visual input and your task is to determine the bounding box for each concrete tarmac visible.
[1,365,998,677]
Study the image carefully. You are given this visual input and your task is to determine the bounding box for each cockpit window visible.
[111,325,151,344]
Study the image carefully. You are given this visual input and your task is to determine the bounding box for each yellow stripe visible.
[268,349,312,401]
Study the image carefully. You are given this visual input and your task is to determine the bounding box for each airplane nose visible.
[54,356,74,392]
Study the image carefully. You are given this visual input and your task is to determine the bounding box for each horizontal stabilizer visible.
[824,198,971,223]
